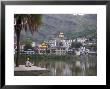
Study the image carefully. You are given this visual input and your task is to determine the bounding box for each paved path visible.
[14,65,49,76]
[14,65,48,71]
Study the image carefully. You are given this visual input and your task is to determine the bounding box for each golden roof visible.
[39,43,47,48]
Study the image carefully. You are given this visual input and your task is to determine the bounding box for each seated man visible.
[25,58,32,67]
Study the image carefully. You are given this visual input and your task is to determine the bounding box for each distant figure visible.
[25,58,32,67]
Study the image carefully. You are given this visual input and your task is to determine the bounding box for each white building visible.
[46,32,75,52]
[47,40,57,47]
[31,42,36,47]
[76,37,87,43]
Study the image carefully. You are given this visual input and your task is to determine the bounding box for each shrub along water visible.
[14,54,78,65]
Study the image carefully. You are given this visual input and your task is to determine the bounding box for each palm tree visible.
[14,14,42,67]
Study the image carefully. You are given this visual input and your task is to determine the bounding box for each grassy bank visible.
[14,54,80,65]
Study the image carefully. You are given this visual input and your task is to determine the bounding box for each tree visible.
[71,42,82,48]
[20,38,33,45]
[59,42,63,47]
[14,14,42,67]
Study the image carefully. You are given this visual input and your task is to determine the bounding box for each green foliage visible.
[14,54,76,65]
[71,42,82,48]
[66,29,96,39]
[18,14,97,42]
[14,14,42,66]
[24,38,32,45]
[86,44,97,51]
[59,42,63,46]
[31,14,42,26]
[14,14,42,33]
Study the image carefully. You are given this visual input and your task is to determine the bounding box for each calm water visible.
[16,54,97,76]
[33,54,97,76]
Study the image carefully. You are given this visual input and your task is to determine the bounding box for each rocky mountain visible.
[19,14,97,43]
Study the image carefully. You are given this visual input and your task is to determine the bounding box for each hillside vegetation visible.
[19,14,97,42]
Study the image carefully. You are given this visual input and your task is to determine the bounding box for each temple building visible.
[38,42,48,54]
[44,32,74,55]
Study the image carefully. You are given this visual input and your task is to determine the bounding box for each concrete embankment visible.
[14,65,49,76]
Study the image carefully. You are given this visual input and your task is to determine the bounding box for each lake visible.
[15,54,97,76]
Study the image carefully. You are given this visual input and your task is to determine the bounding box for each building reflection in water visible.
[36,54,97,76]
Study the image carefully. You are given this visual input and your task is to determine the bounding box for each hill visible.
[18,14,97,43]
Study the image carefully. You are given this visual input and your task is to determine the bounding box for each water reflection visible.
[35,54,97,76]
